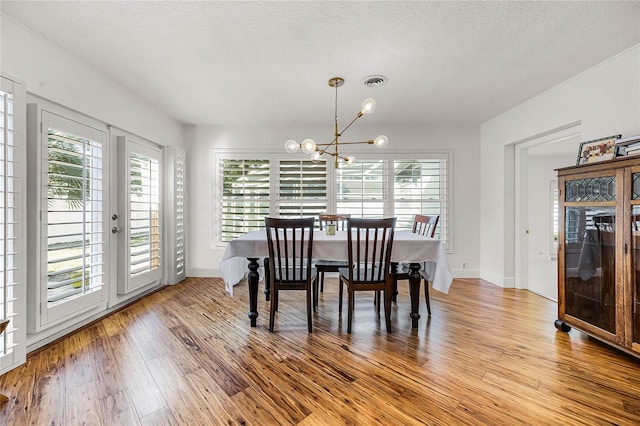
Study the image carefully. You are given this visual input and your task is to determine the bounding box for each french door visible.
[29,107,165,332]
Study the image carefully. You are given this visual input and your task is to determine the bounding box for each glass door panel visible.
[632,190,640,344]
[563,205,616,333]
[117,137,162,294]
[40,111,107,326]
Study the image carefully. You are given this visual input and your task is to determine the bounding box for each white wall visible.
[480,45,640,286]
[185,123,481,280]
[1,15,183,147]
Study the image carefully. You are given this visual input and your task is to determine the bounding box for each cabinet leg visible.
[554,319,571,332]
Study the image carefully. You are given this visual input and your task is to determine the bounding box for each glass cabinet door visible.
[631,173,640,345]
[632,205,640,344]
[563,176,617,333]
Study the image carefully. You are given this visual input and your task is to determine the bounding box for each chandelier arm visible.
[338,111,364,136]
[315,137,338,148]
[333,140,375,145]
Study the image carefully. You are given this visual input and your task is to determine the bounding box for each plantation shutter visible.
[336,159,388,217]
[220,158,271,242]
[40,111,107,327]
[393,157,449,248]
[0,76,26,373]
[164,146,185,284]
[129,152,161,277]
[278,159,327,219]
[174,148,186,278]
[117,137,162,294]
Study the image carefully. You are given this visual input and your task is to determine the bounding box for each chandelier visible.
[284,77,388,168]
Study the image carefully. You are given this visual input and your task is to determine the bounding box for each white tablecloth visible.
[220,230,453,295]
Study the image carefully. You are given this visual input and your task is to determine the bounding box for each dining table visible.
[219,229,453,329]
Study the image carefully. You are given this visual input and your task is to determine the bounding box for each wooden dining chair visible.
[264,217,317,332]
[391,214,440,315]
[316,213,351,294]
[338,217,396,333]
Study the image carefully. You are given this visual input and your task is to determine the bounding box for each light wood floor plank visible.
[100,389,141,426]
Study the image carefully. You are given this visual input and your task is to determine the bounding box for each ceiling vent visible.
[362,75,388,88]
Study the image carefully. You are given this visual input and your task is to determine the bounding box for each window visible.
[334,155,450,248]
[47,128,105,304]
[278,159,327,219]
[116,136,163,294]
[128,150,161,278]
[215,151,451,250]
[218,157,271,243]
[336,159,388,217]
[393,158,448,245]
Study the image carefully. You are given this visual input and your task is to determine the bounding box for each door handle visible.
[111,226,121,234]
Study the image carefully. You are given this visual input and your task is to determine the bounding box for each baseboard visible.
[187,268,220,277]
[480,271,515,288]
[452,268,480,279]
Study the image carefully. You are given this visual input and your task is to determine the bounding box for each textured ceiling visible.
[2,1,639,127]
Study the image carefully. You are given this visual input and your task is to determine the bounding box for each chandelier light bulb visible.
[344,155,356,165]
[311,151,322,161]
[374,135,388,149]
[284,140,299,153]
[361,98,376,114]
[301,139,317,154]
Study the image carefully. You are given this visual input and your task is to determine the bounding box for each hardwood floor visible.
[1,277,640,425]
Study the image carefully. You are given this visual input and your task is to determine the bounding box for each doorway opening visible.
[514,124,581,301]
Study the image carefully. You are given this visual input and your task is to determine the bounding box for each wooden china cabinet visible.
[556,156,640,359]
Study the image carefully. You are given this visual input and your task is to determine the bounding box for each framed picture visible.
[576,134,621,165]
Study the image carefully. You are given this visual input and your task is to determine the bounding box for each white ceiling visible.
[2,1,639,127]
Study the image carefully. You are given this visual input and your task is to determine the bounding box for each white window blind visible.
[175,148,185,277]
[46,127,105,305]
[336,159,388,217]
[0,80,25,372]
[278,159,327,219]
[393,158,448,246]
[220,158,271,242]
[129,151,161,278]
[215,151,451,251]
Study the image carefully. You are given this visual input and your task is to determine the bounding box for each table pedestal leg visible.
[408,262,421,328]
[247,258,260,327]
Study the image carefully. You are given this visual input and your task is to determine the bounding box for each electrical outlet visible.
[461,261,467,269]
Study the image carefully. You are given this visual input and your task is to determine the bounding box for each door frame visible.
[513,122,581,295]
